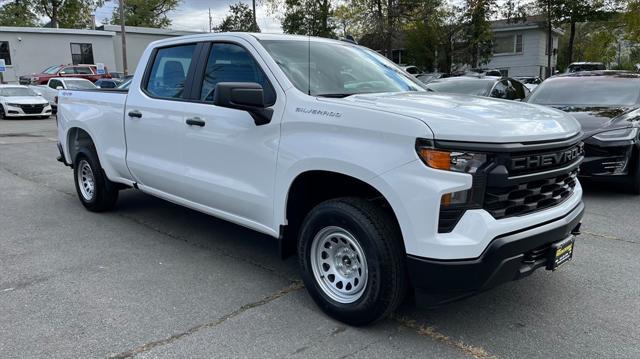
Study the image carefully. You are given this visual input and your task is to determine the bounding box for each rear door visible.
[124,42,201,197]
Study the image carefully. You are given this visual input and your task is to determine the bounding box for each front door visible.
[178,40,283,229]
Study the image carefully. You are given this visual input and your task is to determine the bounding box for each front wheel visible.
[298,197,407,326]
[73,148,119,212]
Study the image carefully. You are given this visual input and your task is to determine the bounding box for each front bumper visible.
[408,201,584,305]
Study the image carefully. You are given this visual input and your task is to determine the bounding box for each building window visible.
[70,43,94,65]
[493,34,523,55]
[0,41,11,65]
[392,49,405,64]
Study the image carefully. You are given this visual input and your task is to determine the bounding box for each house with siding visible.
[358,15,563,78]
[487,16,563,78]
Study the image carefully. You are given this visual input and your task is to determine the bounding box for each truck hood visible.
[342,92,581,143]
[1,96,49,105]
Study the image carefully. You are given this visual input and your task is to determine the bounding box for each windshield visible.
[528,77,640,107]
[425,79,494,96]
[0,87,37,97]
[260,40,426,97]
[42,65,62,74]
[65,80,96,90]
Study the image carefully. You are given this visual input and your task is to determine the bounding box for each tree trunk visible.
[567,20,576,65]
[51,3,59,28]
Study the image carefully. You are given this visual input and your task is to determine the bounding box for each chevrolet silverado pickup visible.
[57,33,585,325]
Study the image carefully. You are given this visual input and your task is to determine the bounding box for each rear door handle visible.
[186,117,205,127]
[128,110,142,118]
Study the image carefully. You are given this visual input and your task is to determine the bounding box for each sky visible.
[94,0,283,33]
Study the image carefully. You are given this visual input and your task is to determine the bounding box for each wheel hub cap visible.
[310,226,368,304]
[77,159,95,201]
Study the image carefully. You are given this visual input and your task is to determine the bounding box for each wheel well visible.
[67,128,94,165]
[280,170,401,258]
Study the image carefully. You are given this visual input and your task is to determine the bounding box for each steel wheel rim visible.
[310,226,368,304]
[77,159,96,201]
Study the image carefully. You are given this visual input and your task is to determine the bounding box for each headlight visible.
[416,139,487,207]
[592,127,639,141]
[416,147,487,173]
[6,103,20,107]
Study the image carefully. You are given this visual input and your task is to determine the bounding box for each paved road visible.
[1,118,638,359]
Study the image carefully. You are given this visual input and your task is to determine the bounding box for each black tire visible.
[0,106,6,119]
[298,197,407,326]
[73,147,119,212]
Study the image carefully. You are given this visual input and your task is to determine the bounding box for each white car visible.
[0,85,52,119]
[56,33,584,325]
[33,78,96,113]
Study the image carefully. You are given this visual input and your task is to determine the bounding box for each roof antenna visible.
[307,30,311,96]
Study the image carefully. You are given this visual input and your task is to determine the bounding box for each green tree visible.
[0,0,39,26]
[403,0,443,71]
[281,0,335,37]
[215,2,260,32]
[34,0,103,28]
[333,3,362,38]
[459,0,495,68]
[623,0,640,43]
[109,0,180,28]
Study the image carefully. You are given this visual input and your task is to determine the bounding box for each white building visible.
[486,16,563,78]
[0,25,202,83]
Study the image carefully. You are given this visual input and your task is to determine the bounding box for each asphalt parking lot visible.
[1,118,639,359]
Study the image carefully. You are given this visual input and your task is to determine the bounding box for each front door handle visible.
[128,110,142,118]
[186,117,205,127]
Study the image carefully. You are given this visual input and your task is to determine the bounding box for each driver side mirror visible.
[213,82,273,126]
[56,86,63,90]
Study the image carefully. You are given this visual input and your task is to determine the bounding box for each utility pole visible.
[120,0,128,76]
[209,8,212,32]
[546,0,552,78]
[252,0,257,32]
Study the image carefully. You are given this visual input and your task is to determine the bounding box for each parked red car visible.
[19,64,111,85]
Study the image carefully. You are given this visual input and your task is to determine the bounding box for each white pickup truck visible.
[57,33,585,325]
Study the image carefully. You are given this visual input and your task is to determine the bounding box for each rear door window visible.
[145,43,197,99]
[59,67,76,75]
[75,67,93,75]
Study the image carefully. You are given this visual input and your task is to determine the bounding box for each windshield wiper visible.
[315,93,358,98]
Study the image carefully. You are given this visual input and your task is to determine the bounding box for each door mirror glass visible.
[213,82,273,126]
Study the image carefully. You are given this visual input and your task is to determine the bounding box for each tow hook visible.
[571,223,582,236]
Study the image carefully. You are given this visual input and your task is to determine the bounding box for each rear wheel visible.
[298,197,407,326]
[73,147,119,212]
